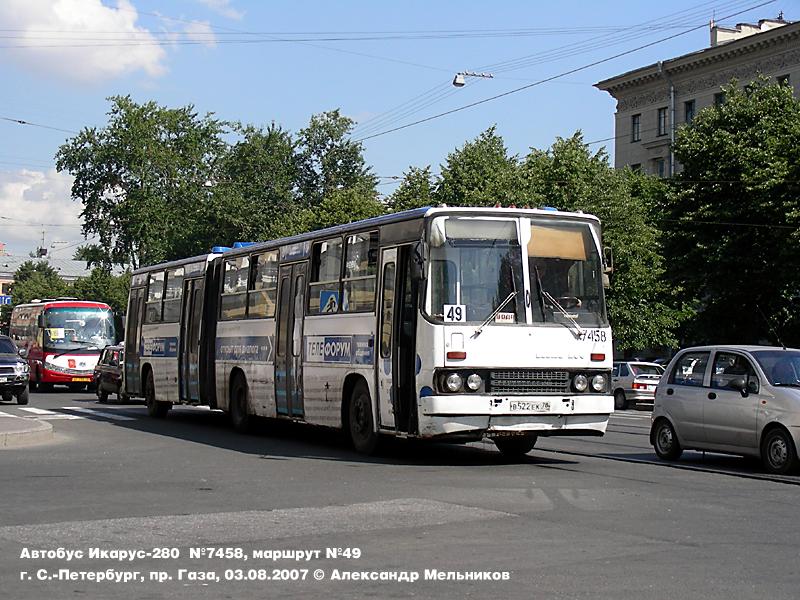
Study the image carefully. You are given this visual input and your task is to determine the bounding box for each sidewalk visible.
[0,415,53,448]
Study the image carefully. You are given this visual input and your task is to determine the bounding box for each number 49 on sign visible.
[443,304,466,322]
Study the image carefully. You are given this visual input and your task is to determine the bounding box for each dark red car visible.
[93,345,126,403]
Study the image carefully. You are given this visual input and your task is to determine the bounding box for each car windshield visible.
[752,350,800,386]
[0,337,16,354]
[44,307,115,351]
[631,364,664,376]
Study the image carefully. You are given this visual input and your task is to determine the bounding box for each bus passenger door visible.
[124,287,145,395]
[376,248,397,430]
[179,278,204,403]
[275,263,306,417]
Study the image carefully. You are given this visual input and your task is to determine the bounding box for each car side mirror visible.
[729,377,748,396]
[747,378,759,395]
[18,347,27,358]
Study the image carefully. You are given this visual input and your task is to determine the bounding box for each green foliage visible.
[389,166,435,212]
[435,127,520,207]
[521,133,690,351]
[73,244,108,269]
[666,77,800,345]
[72,269,131,315]
[0,262,70,331]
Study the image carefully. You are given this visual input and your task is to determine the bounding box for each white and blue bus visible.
[124,207,614,456]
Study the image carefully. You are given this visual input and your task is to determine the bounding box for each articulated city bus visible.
[124,207,614,456]
[10,299,116,391]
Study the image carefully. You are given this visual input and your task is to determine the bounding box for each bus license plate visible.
[72,377,92,382]
[508,400,550,412]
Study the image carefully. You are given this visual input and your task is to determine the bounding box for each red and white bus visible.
[10,299,116,391]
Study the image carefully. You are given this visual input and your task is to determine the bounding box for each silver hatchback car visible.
[651,345,800,474]
[612,361,664,409]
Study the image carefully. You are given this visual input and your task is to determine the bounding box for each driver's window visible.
[712,352,756,390]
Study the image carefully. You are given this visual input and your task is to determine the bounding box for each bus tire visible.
[145,371,169,418]
[348,380,379,454]
[494,435,537,459]
[16,387,29,405]
[229,373,252,432]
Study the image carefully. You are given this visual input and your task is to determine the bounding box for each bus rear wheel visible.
[494,435,538,459]
[230,374,252,432]
[145,371,170,418]
[348,380,378,455]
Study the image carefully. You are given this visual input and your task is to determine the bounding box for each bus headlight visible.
[466,373,483,391]
[445,373,463,392]
[591,374,607,392]
[573,374,589,392]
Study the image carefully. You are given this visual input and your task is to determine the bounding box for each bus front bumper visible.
[416,394,613,439]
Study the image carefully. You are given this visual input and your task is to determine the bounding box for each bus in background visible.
[10,299,116,391]
[125,207,614,457]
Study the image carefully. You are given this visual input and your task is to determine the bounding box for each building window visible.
[657,107,668,136]
[777,74,790,86]
[684,100,695,124]
[714,92,726,107]
[630,163,642,172]
[654,158,666,179]
[630,114,641,142]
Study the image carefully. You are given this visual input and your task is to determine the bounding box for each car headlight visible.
[14,362,30,375]
[445,373,463,392]
[591,374,606,392]
[466,373,483,391]
[573,373,589,392]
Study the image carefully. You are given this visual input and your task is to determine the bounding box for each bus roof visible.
[132,206,601,273]
[12,300,112,311]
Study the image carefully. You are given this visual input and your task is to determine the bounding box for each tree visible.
[9,261,70,304]
[389,166,435,212]
[302,183,385,231]
[435,127,520,207]
[521,133,689,351]
[296,110,378,207]
[72,269,131,315]
[73,244,108,269]
[665,77,800,345]
[56,95,229,268]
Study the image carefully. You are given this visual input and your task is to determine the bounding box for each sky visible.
[0,0,794,258]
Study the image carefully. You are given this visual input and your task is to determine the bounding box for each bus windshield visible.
[426,216,607,327]
[427,218,525,324]
[43,307,115,351]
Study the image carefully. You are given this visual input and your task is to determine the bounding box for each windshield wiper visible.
[472,292,517,338]
[50,344,97,360]
[541,290,584,337]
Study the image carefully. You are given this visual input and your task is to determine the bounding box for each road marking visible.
[0,410,17,418]
[18,407,58,415]
[60,407,137,421]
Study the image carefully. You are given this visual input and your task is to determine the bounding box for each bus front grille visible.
[488,370,570,394]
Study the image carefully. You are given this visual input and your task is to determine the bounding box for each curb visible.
[0,418,54,448]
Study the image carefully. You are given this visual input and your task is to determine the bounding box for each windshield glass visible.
[752,350,800,386]
[44,307,115,351]
[0,337,16,354]
[631,364,664,376]
[427,218,525,324]
[529,220,607,327]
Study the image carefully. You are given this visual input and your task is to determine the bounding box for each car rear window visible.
[631,364,663,376]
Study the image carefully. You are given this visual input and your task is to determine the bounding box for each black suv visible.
[0,334,30,404]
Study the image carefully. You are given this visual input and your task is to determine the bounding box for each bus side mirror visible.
[603,246,614,274]
[410,242,425,282]
[37,314,44,328]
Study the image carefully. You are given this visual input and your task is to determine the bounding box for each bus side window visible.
[145,271,165,323]
[248,250,279,318]
[308,237,343,314]
[220,256,249,320]
[342,232,378,313]
[380,263,396,358]
[162,267,184,322]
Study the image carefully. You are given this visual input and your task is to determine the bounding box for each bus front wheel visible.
[348,380,378,455]
[145,371,170,418]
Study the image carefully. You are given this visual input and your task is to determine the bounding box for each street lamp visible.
[452,71,494,87]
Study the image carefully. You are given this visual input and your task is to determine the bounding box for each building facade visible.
[0,257,95,305]
[595,18,800,176]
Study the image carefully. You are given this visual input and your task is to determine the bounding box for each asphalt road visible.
[1,390,798,600]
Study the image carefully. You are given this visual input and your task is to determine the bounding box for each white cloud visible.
[0,169,90,257]
[197,0,243,20]
[0,0,167,83]
[183,20,217,48]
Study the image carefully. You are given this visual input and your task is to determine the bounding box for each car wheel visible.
[16,387,29,405]
[2,391,13,403]
[229,374,252,432]
[614,389,628,410]
[348,380,378,454]
[494,435,538,459]
[145,371,169,418]
[761,428,799,475]
[652,419,682,461]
